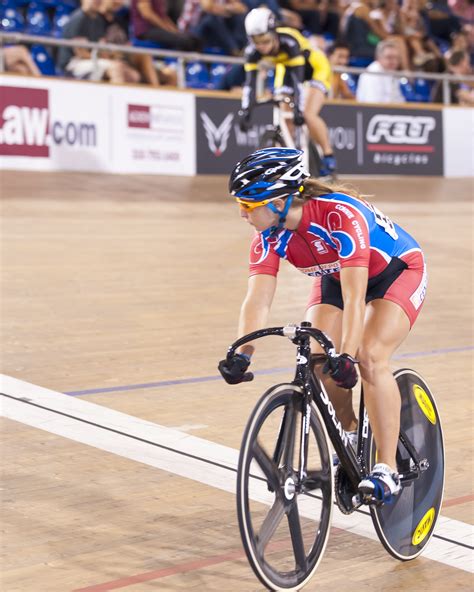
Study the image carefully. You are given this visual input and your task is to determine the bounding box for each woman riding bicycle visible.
[218,147,427,503]
[238,7,336,178]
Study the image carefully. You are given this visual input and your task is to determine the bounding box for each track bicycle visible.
[248,98,324,179]
[224,322,444,591]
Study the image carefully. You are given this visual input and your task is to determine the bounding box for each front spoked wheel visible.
[364,369,445,560]
[237,384,333,591]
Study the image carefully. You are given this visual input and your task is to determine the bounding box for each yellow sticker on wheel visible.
[412,507,436,546]
[413,385,437,425]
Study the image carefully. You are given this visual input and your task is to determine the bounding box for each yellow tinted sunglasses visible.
[235,197,276,211]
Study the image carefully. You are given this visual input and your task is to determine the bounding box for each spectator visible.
[356,39,405,102]
[131,0,201,50]
[400,0,442,67]
[328,41,355,98]
[1,45,41,77]
[423,0,461,43]
[279,0,340,38]
[100,0,177,85]
[369,0,411,69]
[341,0,388,61]
[57,0,141,83]
[179,0,247,55]
[447,49,474,103]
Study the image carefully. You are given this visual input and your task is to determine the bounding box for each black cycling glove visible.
[323,353,358,390]
[293,110,305,127]
[237,108,251,132]
[218,353,254,385]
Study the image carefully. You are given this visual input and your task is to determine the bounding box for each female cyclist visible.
[218,147,427,503]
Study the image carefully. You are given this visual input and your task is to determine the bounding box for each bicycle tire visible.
[237,383,333,591]
[259,128,285,149]
[364,369,445,560]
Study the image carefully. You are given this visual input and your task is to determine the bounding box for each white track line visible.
[1,374,472,573]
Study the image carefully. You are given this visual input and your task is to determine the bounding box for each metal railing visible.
[1,31,474,105]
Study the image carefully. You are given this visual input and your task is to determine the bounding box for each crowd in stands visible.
[1,0,473,104]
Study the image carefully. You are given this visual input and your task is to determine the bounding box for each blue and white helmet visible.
[229,147,309,203]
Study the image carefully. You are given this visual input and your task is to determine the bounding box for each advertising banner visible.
[112,87,195,175]
[322,104,444,175]
[196,96,272,174]
[0,77,110,172]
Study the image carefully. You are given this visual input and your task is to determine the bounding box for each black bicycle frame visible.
[226,323,424,493]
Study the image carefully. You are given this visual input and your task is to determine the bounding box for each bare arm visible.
[200,0,231,16]
[339,266,368,357]
[237,274,277,357]
[137,0,177,31]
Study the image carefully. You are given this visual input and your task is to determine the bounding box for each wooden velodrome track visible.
[1,169,473,591]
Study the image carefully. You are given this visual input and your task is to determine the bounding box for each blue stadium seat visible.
[186,61,210,89]
[53,4,73,38]
[0,6,25,32]
[348,56,373,68]
[342,72,358,95]
[26,2,53,36]
[399,78,417,101]
[414,78,432,102]
[131,38,163,49]
[209,62,230,89]
[31,43,56,75]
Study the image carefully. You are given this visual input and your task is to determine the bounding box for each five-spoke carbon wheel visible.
[237,384,333,591]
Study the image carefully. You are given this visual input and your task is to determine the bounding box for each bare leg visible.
[358,299,411,469]
[4,45,41,77]
[130,54,160,86]
[106,61,126,84]
[305,303,358,431]
[303,86,332,155]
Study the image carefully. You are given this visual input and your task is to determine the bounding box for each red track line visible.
[72,549,245,592]
[73,527,346,592]
[442,493,474,508]
[71,490,473,592]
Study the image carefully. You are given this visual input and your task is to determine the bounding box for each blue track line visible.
[64,345,474,397]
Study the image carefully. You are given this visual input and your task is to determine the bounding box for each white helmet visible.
[245,7,277,37]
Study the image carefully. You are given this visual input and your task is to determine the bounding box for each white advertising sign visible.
[0,76,196,176]
[443,107,474,178]
[112,86,196,175]
[0,76,110,172]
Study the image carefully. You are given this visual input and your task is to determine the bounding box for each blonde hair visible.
[291,177,366,206]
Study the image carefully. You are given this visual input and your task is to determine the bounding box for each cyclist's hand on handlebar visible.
[218,353,254,385]
[293,109,305,127]
[323,353,358,390]
[237,109,251,132]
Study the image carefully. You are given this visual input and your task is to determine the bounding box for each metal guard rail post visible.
[1,31,474,104]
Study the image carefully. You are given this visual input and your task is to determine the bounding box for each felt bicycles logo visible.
[0,86,97,157]
[366,115,436,145]
[200,111,234,157]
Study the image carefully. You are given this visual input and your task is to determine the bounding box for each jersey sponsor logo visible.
[335,203,355,219]
[0,86,96,158]
[410,263,427,310]
[331,231,356,258]
[200,111,234,157]
[351,220,367,249]
[297,261,340,277]
[311,239,328,254]
[366,115,435,146]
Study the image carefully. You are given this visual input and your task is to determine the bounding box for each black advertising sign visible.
[321,104,444,175]
[196,96,272,174]
[195,98,443,176]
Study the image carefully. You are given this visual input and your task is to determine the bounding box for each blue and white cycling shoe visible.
[319,154,337,178]
[358,463,401,503]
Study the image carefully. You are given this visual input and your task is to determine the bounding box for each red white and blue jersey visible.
[249,193,422,279]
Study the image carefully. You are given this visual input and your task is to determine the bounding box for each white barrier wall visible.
[443,107,474,178]
[1,75,472,177]
[0,75,196,175]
